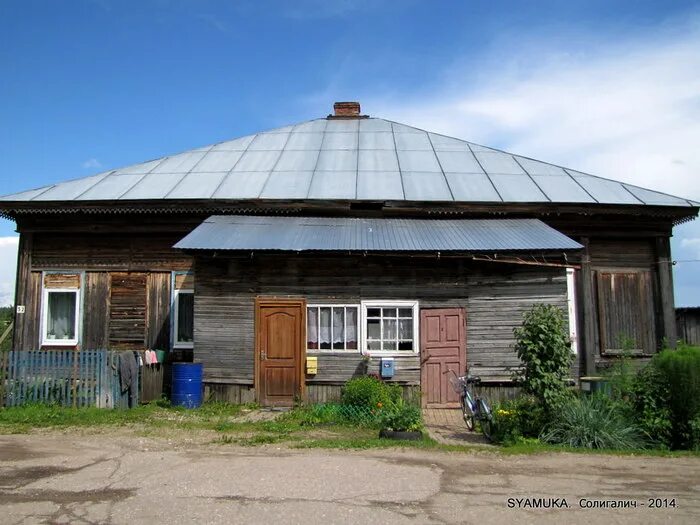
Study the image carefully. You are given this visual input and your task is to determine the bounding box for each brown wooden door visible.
[420,308,466,408]
[255,298,306,407]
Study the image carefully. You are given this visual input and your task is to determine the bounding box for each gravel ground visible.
[1,431,699,524]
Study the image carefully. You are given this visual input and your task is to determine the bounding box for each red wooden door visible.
[420,308,466,408]
[255,298,306,407]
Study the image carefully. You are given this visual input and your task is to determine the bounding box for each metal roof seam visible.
[155,172,192,200]
[618,183,647,205]
[115,173,149,200]
[72,171,117,200]
[257,130,294,198]
[390,122,407,201]
[208,140,255,199]
[426,131,456,202]
[622,181,694,206]
[466,143,504,203]
[354,119,360,200]
[304,120,328,199]
[561,167,600,204]
[511,156,551,202]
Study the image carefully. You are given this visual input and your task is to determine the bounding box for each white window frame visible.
[360,300,420,356]
[173,289,194,349]
[566,268,578,355]
[306,304,360,353]
[41,287,80,347]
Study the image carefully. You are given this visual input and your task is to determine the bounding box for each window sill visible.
[173,343,194,349]
[42,340,79,347]
[306,349,361,354]
[362,351,418,358]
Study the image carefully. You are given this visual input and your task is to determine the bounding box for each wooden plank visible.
[174,273,194,290]
[195,255,568,385]
[44,273,81,288]
[147,273,171,350]
[13,233,32,350]
[656,236,677,348]
[579,237,597,376]
[109,272,147,350]
[83,272,110,349]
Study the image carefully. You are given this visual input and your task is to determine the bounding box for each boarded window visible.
[596,271,656,354]
[44,273,81,289]
[109,272,147,349]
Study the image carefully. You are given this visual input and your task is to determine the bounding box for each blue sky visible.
[1,0,699,305]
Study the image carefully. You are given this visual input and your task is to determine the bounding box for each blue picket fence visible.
[0,350,139,409]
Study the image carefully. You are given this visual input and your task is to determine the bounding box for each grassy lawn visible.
[1,402,698,457]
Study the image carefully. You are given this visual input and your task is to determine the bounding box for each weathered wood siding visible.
[583,238,661,368]
[147,273,171,350]
[83,272,110,349]
[677,308,700,346]
[109,272,147,349]
[194,255,568,386]
[31,233,192,271]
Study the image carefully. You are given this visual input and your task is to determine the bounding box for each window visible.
[174,290,194,347]
[596,270,655,354]
[566,268,578,355]
[361,301,419,354]
[307,305,358,351]
[42,288,80,346]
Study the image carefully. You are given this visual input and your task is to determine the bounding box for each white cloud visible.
[365,21,700,201]
[0,236,18,306]
[82,158,102,169]
[680,238,700,259]
[350,13,700,304]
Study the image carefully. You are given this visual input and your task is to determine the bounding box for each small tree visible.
[513,304,572,413]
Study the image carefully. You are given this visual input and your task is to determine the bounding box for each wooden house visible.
[1,102,697,407]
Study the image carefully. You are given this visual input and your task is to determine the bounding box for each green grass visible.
[3,402,700,458]
[0,402,246,434]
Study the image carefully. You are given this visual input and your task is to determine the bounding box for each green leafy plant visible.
[513,304,573,413]
[540,394,646,450]
[652,344,700,449]
[491,396,548,445]
[628,361,673,448]
[377,398,423,432]
[341,376,402,409]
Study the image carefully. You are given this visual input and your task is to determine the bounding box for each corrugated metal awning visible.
[174,216,582,252]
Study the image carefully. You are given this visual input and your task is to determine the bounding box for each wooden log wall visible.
[194,254,568,386]
[677,308,700,346]
[581,238,661,371]
[12,229,192,351]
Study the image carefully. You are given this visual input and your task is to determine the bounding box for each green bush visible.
[513,304,573,413]
[377,398,423,432]
[540,394,646,450]
[629,361,673,448]
[341,376,402,409]
[491,396,548,445]
[653,344,700,449]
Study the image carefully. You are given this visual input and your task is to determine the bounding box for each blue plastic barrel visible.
[171,363,203,408]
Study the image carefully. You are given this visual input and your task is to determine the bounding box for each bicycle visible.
[446,369,494,440]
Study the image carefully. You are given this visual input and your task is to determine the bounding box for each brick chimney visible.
[328,101,367,119]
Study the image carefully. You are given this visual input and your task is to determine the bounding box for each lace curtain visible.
[47,292,76,340]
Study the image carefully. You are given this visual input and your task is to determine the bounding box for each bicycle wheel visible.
[462,391,475,430]
[480,418,493,441]
[477,398,493,440]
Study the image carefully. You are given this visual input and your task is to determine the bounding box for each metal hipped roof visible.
[1,117,697,208]
[174,216,583,252]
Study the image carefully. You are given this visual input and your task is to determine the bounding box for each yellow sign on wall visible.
[306,356,318,375]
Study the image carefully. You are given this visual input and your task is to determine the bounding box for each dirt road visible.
[1,432,698,524]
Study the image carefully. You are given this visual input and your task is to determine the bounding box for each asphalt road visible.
[1,433,699,524]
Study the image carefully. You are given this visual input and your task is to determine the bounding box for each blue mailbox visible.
[381,357,395,378]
